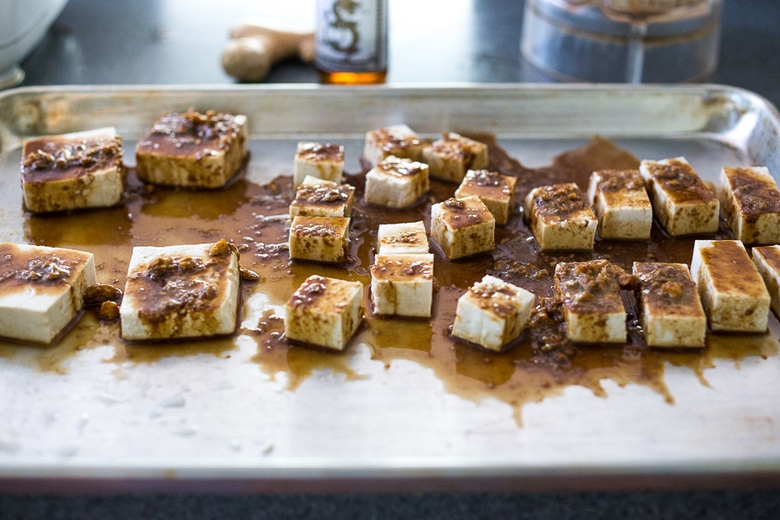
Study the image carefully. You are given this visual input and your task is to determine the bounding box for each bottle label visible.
[315,0,387,73]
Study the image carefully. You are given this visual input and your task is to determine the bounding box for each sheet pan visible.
[1,84,780,492]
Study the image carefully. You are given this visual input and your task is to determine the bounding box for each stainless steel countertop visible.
[5,0,780,518]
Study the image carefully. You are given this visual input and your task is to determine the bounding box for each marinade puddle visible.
[14,136,778,424]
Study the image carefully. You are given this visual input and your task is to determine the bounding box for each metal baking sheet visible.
[1,84,780,492]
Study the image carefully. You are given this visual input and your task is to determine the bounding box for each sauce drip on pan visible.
[11,136,778,425]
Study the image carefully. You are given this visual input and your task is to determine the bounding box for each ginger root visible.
[221,18,315,82]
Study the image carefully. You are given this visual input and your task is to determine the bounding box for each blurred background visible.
[4,0,778,109]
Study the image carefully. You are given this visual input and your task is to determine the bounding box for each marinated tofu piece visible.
[293,142,345,188]
[284,275,363,350]
[718,166,780,245]
[376,221,429,255]
[454,169,517,225]
[119,240,240,341]
[752,245,780,317]
[554,259,627,344]
[364,155,430,209]
[639,157,719,236]
[370,253,434,318]
[690,240,770,332]
[633,262,706,348]
[587,169,652,240]
[135,109,247,188]
[524,183,597,251]
[363,124,424,168]
[288,216,350,264]
[421,132,489,183]
[451,275,535,351]
[289,178,355,218]
[20,127,125,213]
[0,243,96,344]
[431,196,495,260]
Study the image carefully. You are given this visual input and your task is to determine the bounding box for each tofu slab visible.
[376,221,429,255]
[135,110,248,188]
[288,216,351,264]
[364,156,430,209]
[0,243,96,344]
[421,132,489,183]
[690,239,770,332]
[451,275,535,351]
[524,183,597,251]
[370,253,434,317]
[21,127,125,213]
[639,157,719,236]
[289,180,355,218]
[293,142,345,187]
[284,275,363,351]
[587,169,652,240]
[431,196,495,260]
[633,262,706,348]
[751,245,780,317]
[363,124,424,168]
[454,169,517,225]
[554,260,627,344]
[718,166,780,244]
[120,241,240,340]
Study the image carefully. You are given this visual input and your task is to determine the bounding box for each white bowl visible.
[0,0,69,88]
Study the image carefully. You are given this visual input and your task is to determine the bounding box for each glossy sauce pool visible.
[10,136,777,425]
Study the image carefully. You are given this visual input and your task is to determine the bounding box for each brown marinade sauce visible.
[644,159,717,204]
[293,184,353,206]
[462,169,511,198]
[0,243,83,292]
[136,109,242,157]
[554,260,627,315]
[635,262,700,315]
[597,169,644,193]
[21,134,123,183]
[298,143,344,161]
[129,255,225,323]
[529,183,590,220]
[727,167,780,216]
[17,134,778,424]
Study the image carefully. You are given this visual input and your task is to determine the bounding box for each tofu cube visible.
[119,240,240,341]
[524,183,597,251]
[370,253,434,317]
[718,166,780,244]
[639,157,719,236]
[451,275,535,351]
[587,169,652,240]
[289,179,355,218]
[454,169,517,225]
[690,239,770,332]
[633,262,706,348]
[752,245,780,317]
[293,142,345,188]
[430,196,495,260]
[20,127,125,213]
[376,221,429,255]
[288,216,350,264]
[421,132,489,183]
[135,110,248,188]
[364,156,430,209]
[284,275,363,350]
[363,124,424,168]
[0,243,96,344]
[554,260,627,344]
